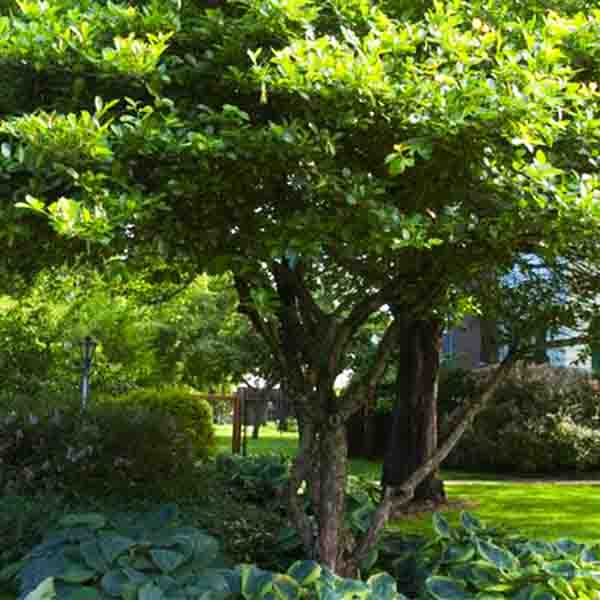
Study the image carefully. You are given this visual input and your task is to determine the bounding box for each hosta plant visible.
[6,504,229,600]
[390,512,600,600]
[216,453,289,502]
[230,560,407,600]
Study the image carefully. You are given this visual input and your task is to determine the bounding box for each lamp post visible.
[80,336,97,412]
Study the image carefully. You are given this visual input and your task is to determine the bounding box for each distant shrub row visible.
[440,365,600,474]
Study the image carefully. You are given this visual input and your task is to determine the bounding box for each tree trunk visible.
[278,392,290,431]
[382,318,445,503]
[318,421,348,572]
[252,395,268,439]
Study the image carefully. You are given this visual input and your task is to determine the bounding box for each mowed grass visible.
[215,423,600,543]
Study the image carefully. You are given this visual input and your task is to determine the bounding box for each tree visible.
[1,0,599,573]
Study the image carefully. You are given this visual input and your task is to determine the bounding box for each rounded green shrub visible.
[112,386,216,461]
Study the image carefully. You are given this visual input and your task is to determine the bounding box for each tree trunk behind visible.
[382,319,445,503]
[252,395,268,439]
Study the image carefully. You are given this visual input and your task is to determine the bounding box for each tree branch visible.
[341,316,404,418]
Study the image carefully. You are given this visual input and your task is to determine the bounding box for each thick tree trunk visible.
[382,318,445,503]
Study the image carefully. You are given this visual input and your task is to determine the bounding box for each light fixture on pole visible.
[80,335,97,412]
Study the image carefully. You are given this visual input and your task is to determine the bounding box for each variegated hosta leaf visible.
[24,577,57,600]
[442,544,476,565]
[460,513,482,533]
[425,576,474,600]
[367,572,399,599]
[287,560,322,586]
[433,514,452,539]
[476,540,517,571]
[240,564,274,597]
[149,549,186,574]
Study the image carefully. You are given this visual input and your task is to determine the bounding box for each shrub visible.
[112,386,216,460]
[0,403,204,499]
[439,365,600,474]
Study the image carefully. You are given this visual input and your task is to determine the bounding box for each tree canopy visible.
[1,0,599,573]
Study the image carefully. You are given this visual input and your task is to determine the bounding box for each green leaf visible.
[442,544,476,564]
[367,572,398,599]
[100,569,129,597]
[24,578,56,600]
[58,586,102,600]
[426,576,474,600]
[476,540,517,571]
[240,565,273,597]
[465,562,500,589]
[79,540,109,572]
[122,567,148,585]
[336,578,370,598]
[138,582,165,600]
[59,514,106,530]
[555,540,583,557]
[287,561,322,586]
[581,545,600,564]
[433,513,452,539]
[271,574,302,600]
[460,513,482,532]
[359,548,379,574]
[149,549,186,574]
[99,535,135,564]
[351,503,375,534]
[542,561,578,580]
[56,565,96,584]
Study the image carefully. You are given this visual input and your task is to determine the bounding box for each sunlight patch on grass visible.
[215,423,600,543]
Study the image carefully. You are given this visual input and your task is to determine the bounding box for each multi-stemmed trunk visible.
[236,266,519,575]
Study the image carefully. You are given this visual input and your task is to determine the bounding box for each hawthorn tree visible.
[1,0,599,573]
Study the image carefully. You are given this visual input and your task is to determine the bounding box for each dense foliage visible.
[0,401,213,498]
[387,512,600,600]
[5,506,406,600]
[9,505,228,600]
[1,0,599,571]
[110,386,216,461]
[439,365,600,473]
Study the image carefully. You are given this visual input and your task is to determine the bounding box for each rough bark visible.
[382,318,445,502]
[318,421,348,572]
[288,413,317,557]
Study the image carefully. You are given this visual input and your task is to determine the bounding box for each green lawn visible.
[215,423,600,543]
